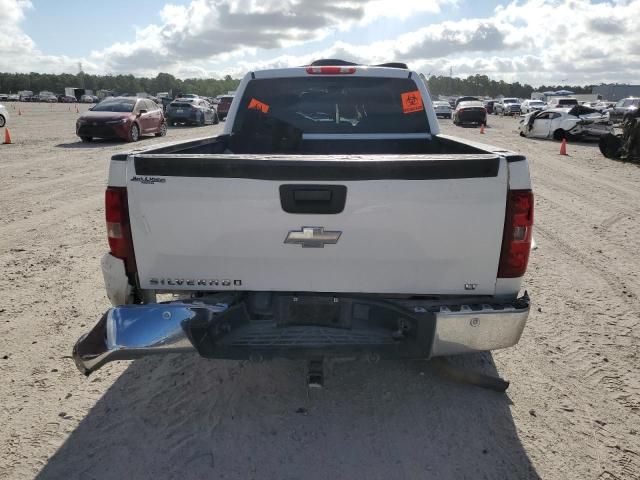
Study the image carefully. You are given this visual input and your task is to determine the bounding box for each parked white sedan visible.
[518,106,612,141]
[433,101,453,119]
[0,103,9,128]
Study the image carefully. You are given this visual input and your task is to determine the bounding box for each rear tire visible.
[155,123,167,137]
[599,133,623,159]
[213,112,220,124]
[0,114,5,127]
[80,136,92,142]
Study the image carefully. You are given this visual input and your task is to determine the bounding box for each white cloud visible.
[212,0,640,86]
[0,0,100,74]
[0,0,639,86]
[88,0,454,73]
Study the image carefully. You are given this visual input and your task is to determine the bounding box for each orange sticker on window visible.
[248,98,270,113]
[401,90,424,114]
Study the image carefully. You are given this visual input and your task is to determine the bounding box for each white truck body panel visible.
[127,157,508,295]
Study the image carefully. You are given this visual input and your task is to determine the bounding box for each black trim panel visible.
[111,135,230,161]
[134,155,500,181]
[280,184,347,214]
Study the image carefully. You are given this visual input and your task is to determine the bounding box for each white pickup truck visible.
[73,61,534,376]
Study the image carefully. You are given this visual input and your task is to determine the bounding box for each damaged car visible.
[599,109,640,162]
[518,105,613,141]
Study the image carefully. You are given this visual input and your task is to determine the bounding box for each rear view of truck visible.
[73,61,533,375]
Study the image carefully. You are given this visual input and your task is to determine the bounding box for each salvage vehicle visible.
[520,99,546,114]
[165,98,219,126]
[599,109,640,162]
[73,60,534,379]
[604,97,640,124]
[0,103,9,128]
[38,91,58,102]
[81,94,98,103]
[433,100,452,118]
[76,97,167,142]
[216,95,234,120]
[484,100,496,114]
[455,95,479,107]
[453,100,487,126]
[546,97,578,109]
[518,105,613,141]
[494,98,521,116]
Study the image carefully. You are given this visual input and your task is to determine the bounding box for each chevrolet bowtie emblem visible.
[284,227,341,248]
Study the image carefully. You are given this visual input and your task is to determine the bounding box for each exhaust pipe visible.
[72,302,230,375]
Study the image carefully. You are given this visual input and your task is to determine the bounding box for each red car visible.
[216,95,234,120]
[76,97,167,142]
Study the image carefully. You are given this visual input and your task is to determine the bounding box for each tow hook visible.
[307,358,324,389]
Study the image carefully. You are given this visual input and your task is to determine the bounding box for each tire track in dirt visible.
[0,168,105,201]
[534,222,639,307]
[535,188,640,279]
[0,193,102,254]
[534,156,640,201]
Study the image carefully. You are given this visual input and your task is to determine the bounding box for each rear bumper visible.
[167,112,199,123]
[457,112,487,124]
[72,292,530,375]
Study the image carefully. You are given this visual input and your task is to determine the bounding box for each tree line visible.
[425,74,593,99]
[0,70,593,99]
[0,72,241,97]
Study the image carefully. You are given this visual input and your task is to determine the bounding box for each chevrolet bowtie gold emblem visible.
[284,227,341,248]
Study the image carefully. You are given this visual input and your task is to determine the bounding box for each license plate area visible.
[277,295,349,328]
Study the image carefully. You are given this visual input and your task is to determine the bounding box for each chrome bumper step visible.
[72,293,530,375]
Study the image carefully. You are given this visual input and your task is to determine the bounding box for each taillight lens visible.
[105,187,136,273]
[306,66,356,74]
[498,190,534,278]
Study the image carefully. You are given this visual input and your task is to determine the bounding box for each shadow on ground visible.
[55,138,155,149]
[37,354,539,480]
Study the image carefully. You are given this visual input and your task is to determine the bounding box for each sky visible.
[0,0,638,86]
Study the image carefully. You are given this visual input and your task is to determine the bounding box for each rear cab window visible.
[232,76,430,135]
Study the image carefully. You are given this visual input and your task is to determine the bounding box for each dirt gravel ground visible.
[0,103,639,480]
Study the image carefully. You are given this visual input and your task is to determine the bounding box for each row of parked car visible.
[0,92,94,103]
[432,95,639,133]
[74,93,235,143]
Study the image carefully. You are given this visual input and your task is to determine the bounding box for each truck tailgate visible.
[127,154,507,296]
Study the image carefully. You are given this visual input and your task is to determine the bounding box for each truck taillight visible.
[305,66,356,74]
[498,189,534,278]
[105,187,136,273]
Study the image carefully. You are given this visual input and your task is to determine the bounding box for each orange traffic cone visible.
[559,138,568,156]
[480,124,485,134]
[18,108,22,116]
[75,106,79,113]
[4,128,12,144]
